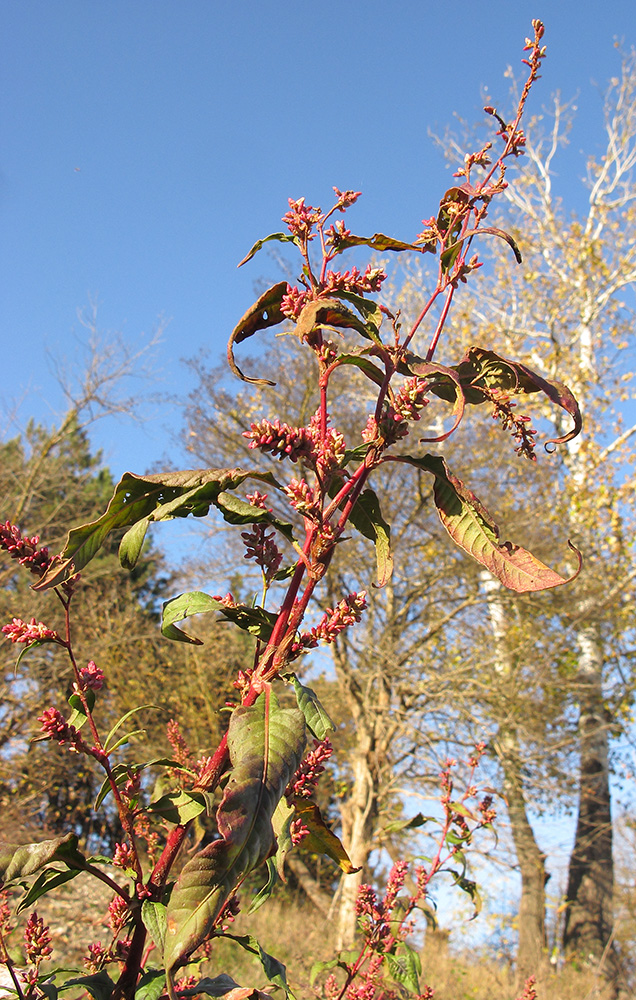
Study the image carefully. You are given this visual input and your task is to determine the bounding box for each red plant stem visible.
[403,285,443,350]
[425,284,456,362]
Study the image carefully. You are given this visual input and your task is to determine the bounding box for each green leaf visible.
[383,943,421,995]
[94,763,130,810]
[93,756,183,810]
[58,972,116,1000]
[104,705,155,753]
[397,454,582,593]
[293,799,359,874]
[271,798,294,880]
[178,975,244,998]
[451,874,482,919]
[119,515,151,570]
[309,957,343,987]
[17,866,82,913]
[135,969,167,1000]
[164,689,306,977]
[335,354,386,387]
[423,346,581,446]
[221,933,294,999]
[329,290,384,343]
[34,468,280,587]
[142,901,167,958]
[333,232,425,254]
[384,813,435,834]
[248,857,280,914]
[214,491,295,543]
[238,232,300,267]
[66,689,95,731]
[227,281,289,385]
[348,488,393,587]
[161,591,278,644]
[149,790,210,825]
[0,833,82,887]
[13,639,46,671]
[105,729,146,755]
[289,676,335,740]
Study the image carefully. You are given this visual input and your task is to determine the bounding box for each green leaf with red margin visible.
[395,454,581,593]
[238,232,300,268]
[227,281,289,385]
[292,799,359,874]
[161,591,278,644]
[163,689,306,981]
[401,355,466,442]
[34,468,279,588]
[422,346,581,446]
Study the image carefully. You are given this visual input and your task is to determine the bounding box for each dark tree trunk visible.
[563,625,618,991]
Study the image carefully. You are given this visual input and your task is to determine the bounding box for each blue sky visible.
[2,1,635,481]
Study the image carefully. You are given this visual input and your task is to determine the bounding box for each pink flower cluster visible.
[24,910,53,964]
[286,738,333,799]
[283,478,321,519]
[0,521,51,577]
[299,592,367,648]
[79,660,104,691]
[245,410,345,477]
[289,816,310,846]
[361,379,430,448]
[38,707,80,746]
[282,197,321,241]
[113,841,135,870]
[333,186,361,211]
[241,524,283,583]
[244,417,317,464]
[487,389,538,460]
[2,617,59,644]
[324,265,386,296]
[108,894,129,933]
[280,285,310,320]
[325,218,352,249]
[393,377,430,422]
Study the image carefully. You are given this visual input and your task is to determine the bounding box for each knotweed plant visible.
[0,21,579,1000]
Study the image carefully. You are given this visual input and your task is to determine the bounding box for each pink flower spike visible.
[0,521,52,577]
[333,187,362,210]
[79,660,104,691]
[38,707,79,746]
[2,617,59,644]
[24,911,53,964]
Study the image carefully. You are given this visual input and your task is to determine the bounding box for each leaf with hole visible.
[34,468,279,587]
[227,281,289,385]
